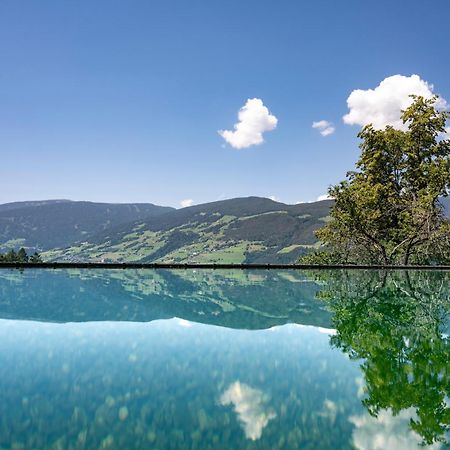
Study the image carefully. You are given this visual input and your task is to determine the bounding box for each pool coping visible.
[0,262,449,270]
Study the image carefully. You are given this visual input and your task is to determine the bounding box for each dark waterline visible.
[1,262,450,270]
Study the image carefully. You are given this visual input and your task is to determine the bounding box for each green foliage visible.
[301,96,450,265]
[0,248,42,263]
[313,270,450,446]
[296,250,343,265]
[17,247,27,261]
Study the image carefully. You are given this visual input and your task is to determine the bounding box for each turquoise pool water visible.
[0,269,448,449]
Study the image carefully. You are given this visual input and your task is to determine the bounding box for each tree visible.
[17,247,29,262]
[309,269,450,446]
[4,249,18,262]
[0,249,42,263]
[302,96,450,265]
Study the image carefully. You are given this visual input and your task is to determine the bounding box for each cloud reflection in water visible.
[349,408,443,450]
[220,381,276,440]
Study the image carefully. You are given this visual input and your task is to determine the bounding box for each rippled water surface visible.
[0,269,448,449]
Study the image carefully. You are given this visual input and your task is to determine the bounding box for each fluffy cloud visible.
[296,194,332,204]
[219,98,278,149]
[317,327,337,335]
[343,74,448,130]
[318,399,338,425]
[177,318,192,327]
[180,199,194,208]
[349,408,442,450]
[312,120,336,136]
[220,381,276,440]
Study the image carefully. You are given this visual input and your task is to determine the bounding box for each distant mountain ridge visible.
[44,197,334,263]
[0,200,174,252]
[0,199,73,212]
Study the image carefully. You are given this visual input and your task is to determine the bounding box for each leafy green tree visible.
[302,96,450,265]
[17,247,29,262]
[0,249,42,263]
[4,249,18,262]
[311,269,450,445]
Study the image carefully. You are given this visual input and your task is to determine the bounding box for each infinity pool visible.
[0,269,448,449]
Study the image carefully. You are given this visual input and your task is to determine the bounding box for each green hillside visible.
[44,197,334,264]
[0,200,174,252]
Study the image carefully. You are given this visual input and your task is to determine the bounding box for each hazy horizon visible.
[0,195,334,209]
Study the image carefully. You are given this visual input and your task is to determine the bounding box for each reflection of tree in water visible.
[314,270,450,446]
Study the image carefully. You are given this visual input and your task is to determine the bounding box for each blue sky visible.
[1,0,449,207]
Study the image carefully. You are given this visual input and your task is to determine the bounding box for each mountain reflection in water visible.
[0,269,331,328]
[0,268,448,449]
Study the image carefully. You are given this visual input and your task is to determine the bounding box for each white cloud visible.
[296,194,333,203]
[220,381,276,440]
[343,74,448,131]
[269,195,279,202]
[312,120,336,136]
[177,318,192,327]
[318,399,338,425]
[180,199,194,208]
[317,327,337,335]
[349,408,442,450]
[219,98,278,149]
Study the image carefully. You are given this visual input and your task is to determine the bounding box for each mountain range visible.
[1,196,448,264]
[0,200,173,253]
